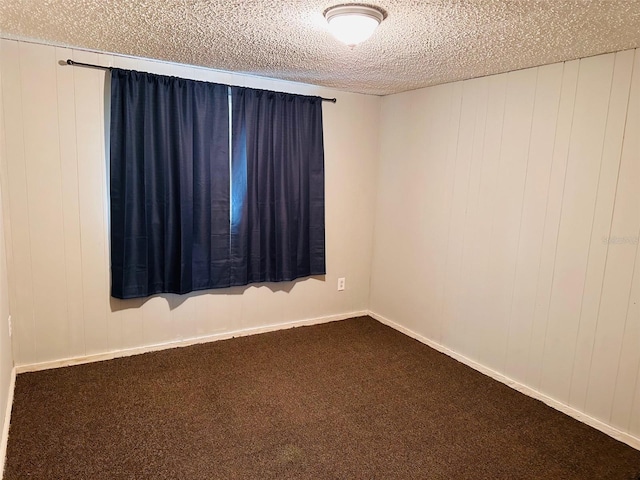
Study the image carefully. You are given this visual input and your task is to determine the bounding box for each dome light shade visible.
[324,5,384,47]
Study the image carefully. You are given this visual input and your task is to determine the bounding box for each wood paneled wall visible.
[0,48,15,465]
[3,36,639,445]
[0,39,380,367]
[371,49,640,440]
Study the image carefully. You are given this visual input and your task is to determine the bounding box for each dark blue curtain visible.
[110,70,325,299]
[110,69,230,299]
[230,88,326,284]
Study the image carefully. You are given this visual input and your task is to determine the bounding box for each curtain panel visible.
[110,70,326,299]
[110,69,230,299]
[230,88,326,285]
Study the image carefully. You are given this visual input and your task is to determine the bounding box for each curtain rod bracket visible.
[64,59,337,103]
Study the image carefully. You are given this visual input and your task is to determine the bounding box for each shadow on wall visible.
[109,275,326,312]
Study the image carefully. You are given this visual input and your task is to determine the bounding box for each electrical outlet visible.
[7,315,11,337]
[337,277,345,291]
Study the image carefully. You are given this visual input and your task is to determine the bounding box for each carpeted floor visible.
[4,316,640,479]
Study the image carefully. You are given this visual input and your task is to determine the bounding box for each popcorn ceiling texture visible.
[1,0,640,95]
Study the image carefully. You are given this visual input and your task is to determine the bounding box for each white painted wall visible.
[370,49,640,441]
[0,43,16,467]
[0,39,380,367]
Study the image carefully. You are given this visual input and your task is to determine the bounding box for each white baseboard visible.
[16,310,369,374]
[0,366,15,480]
[368,310,640,452]
[13,309,638,453]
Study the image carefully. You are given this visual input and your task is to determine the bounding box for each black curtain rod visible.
[65,59,338,103]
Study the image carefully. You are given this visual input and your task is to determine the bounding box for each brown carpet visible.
[4,316,640,479]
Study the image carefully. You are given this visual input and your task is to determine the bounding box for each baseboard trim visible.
[0,367,15,480]
[16,310,368,374]
[368,310,640,451]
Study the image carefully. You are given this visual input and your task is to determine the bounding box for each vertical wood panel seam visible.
[525,62,565,387]
[582,51,636,418]
[630,47,640,434]
[483,74,509,362]
[0,40,18,360]
[436,83,463,343]
[54,46,72,359]
[0,41,17,329]
[630,58,640,433]
[474,83,490,208]
[455,81,479,344]
[537,59,581,389]
[99,52,113,350]
[609,49,640,428]
[17,43,38,362]
[71,50,87,356]
[465,81,490,360]
[609,222,640,424]
[434,86,454,338]
[503,67,540,373]
[458,81,486,330]
[567,54,617,406]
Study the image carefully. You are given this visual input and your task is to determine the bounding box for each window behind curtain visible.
[109,69,325,299]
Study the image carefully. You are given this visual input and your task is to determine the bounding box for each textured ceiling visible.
[1,1,640,95]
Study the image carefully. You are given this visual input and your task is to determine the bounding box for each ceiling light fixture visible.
[324,4,384,47]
